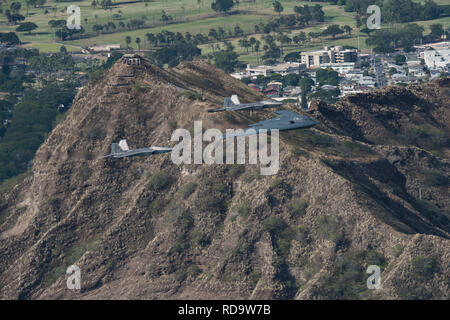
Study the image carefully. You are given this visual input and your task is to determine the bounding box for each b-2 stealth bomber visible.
[103,139,172,158]
[216,110,319,139]
[207,94,283,113]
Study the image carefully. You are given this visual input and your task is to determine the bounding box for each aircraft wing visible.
[150,146,173,153]
[273,110,302,119]
[207,103,262,112]
[216,129,261,140]
[247,110,293,127]
[225,103,265,111]
[217,110,312,140]
[207,100,282,113]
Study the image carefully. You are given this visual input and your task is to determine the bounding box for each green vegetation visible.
[147,42,201,67]
[290,146,309,157]
[391,244,404,258]
[287,199,308,216]
[294,224,308,243]
[366,24,426,53]
[262,216,298,298]
[315,251,368,299]
[337,140,373,158]
[317,214,343,241]
[0,169,31,194]
[85,126,105,141]
[213,48,240,72]
[0,49,78,182]
[191,230,211,247]
[147,171,174,191]
[179,182,197,199]
[170,210,193,255]
[46,196,61,208]
[0,62,76,182]
[366,249,388,271]
[248,269,262,287]
[424,170,449,187]
[211,0,234,13]
[196,194,226,214]
[226,164,245,179]
[411,198,450,230]
[181,91,203,100]
[0,0,446,67]
[411,255,438,278]
[271,178,289,191]
[316,68,339,86]
[0,209,12,227]
[236,203,251,218]
[341,0,443,23]
[148,199,163,214]
[43,238,99,286]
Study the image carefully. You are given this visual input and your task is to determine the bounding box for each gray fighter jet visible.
[103,139,172,158]
[216,110,319,139]
[207,94,283,113]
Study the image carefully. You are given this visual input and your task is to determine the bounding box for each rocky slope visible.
[0,57,448,299]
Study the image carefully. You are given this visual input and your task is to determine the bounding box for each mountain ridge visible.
[0,57,448,300]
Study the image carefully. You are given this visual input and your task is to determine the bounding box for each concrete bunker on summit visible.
[122,54,141,65]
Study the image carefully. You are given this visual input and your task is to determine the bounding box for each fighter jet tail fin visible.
[231,94,240,105]
[110,143,122,155]
[224,94,240,108]
[224,97,234,108]
[118,139,129,151]
[110,139,130,155]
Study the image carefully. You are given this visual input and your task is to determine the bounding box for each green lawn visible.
[0,0,356,49]
[0,0,447,63]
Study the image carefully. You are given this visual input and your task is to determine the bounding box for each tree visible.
[214,49,239,72]
[0,32,20,45]
[135,37,141,51]
[16,22,38,34]
[234,25,243,37]
[92,24,103,34]
[429,24,443,41]
[395,54,406,65]
[355,15,362,28]
[316,68,339,86]
[272,1,283,15]
[146,33,156,47]
[125,36,131,50]
[238,37,250,53]
[299,76,314,93]
[211,0,234,14]
[10,2,22,14]
[208,28,218,40]
[322,25,344,39]
[343,25,352,36]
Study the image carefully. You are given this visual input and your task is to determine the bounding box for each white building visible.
[423,48,450,71]
[301,46,358,69]
[230,62,306,79]
[245,62,306,77]
[88,44,121,52]
[320,62,356,75]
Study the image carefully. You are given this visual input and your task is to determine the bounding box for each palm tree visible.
[125,36,131,50]
[146,33,156,47]
[135,37,141,51]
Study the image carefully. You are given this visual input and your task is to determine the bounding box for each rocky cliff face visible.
[0,58,448,300]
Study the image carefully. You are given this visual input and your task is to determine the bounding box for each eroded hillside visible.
[0,57,448,300]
